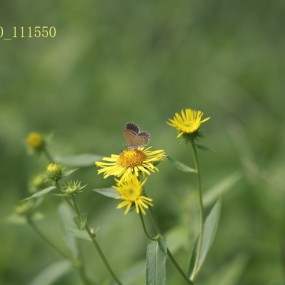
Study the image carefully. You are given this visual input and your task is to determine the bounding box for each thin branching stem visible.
[147,209,193,285]
[43,148,119,284]
[139,212,160,241]
[68,196,123,285]
[26,215,70,260]
[43,148,54,163]
[190,138,204,281]
[167,248,194,285]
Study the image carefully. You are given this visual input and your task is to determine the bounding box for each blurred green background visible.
[1,0,285,284]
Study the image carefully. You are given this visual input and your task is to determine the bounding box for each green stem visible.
[26,216,71,260]
[39,148,92,285]
[167,248,194,285]
[69,197,123,285]
[139,212,159,241]
[147,210,193,285]
[43,148,54,163]
[190,139,204,281]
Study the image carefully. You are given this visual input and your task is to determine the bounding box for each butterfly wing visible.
[124,129,139,148]
[124,123,150,148]
[137,131,150,147]
[125,122,139,134]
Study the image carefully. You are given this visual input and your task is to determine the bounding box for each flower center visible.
[124,186,140,201]
[118,149,147,168]
[183,120,199,132]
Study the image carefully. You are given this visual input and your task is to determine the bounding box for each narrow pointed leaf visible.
[188,199,222,278]
[58,203,79,259]
[62,168,78,177]
[167,156,197,173]
[55,153,102,167]
[196,144,213,152]
[65,227,91,241]
[187,236,198,276]
[73,211,88,230]
[29,260,71,285]
[146,237,167,285]
[23,186,56,201]
[204,172,241,207]
[93,188,118,198]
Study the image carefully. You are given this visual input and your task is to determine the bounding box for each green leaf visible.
[187,235,198,277]
[73,211,88,230]
[146,237,167,285]
[189,199,222,279]
[62,168,78,177]
[93,188,118,198]
[167,156,197,173]
[29,260,71,285]
[23,186,56,201]
[55,153,102,167]
[65,227,91,241]
[196,144,214,152]
[204,172,241,207]
[58,203,79,259]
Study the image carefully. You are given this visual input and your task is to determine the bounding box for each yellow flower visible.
[167,108,210,138]
[29,174,45,193]
[113,174,153,215]
[26,132,45,151]
[96,147,165,179]
[46,163,63,181]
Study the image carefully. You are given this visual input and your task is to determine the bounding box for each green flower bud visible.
[62,180,86,196]
[46,163,62,181]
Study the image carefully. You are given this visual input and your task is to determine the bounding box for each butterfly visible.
[123,122,150,149]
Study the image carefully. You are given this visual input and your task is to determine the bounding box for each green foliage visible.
[1,0,285,284]
[146,238,167,285]
[167,156,197,173]
[188,200,222,279]
[93,188,118,198]
[29,260,72,285]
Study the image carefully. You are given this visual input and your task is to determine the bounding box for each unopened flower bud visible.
[46,163,62,181]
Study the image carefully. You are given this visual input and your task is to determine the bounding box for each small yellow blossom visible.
[168,108,210,139]
[96,147,165,179]
[113,174,153,215]
[29,174,45,193]
[46,163,62,181]
[26,132,45,151]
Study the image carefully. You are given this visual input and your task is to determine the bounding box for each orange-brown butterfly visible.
[123,122,150,149]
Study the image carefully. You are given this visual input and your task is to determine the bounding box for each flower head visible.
[29,174,46,193]
[61,180,86,196]
[96,147,165,179]
[113,174,153,215]
[46,163,63,181]
[167,108,210,140]
[26,132,45,151]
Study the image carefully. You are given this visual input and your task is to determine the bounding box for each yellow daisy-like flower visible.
[96,147,166,179]
[113,174,153,215]
[26,132,45,151]
[167,108,210,138]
